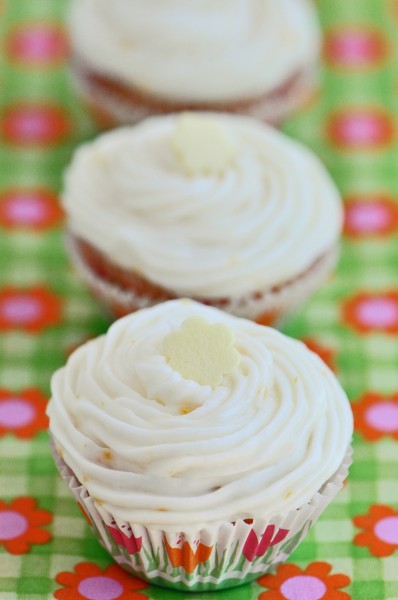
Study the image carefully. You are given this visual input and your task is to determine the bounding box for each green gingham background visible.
[1,1,398,598]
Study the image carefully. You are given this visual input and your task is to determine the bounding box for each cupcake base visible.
[69,57,318,128]
[51,440,352,592]
[66,232,339,324]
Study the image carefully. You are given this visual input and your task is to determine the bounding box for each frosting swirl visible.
[48,300,353,529]
[68,0,321,102]
[63,113,343,298]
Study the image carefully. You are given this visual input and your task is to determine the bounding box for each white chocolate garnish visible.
[163,316,240,388]
[171,113,238,175]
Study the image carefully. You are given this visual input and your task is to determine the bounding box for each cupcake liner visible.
[51,440,352,592]
[66,232,339,324]
[69,60,318,128]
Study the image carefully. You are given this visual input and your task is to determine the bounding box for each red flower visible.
[54,562,149,600]
[0,388,48,439]
[258,561,351,600]
[353,392,398,441]
[342,290,398,334]
[354,505,398,557]
[344,195,398,238]
[1,103,70,146]
[242,525,289,562]
[327,107,394,151]
[0,286,62,332]
[0,496,52,554]
[107,521,142,554]
[325,26,387,70]
[0,188,63,230]
[302,338,336,372]
[6,21,68,67]
[164,536,213,574]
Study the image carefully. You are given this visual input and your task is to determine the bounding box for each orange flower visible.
[0,496,52,554]
[353,391,398,441]
[0,286,62,332]
[258,561,351,600]
[354,504,398,557]
[0,188,63,230]
[54,562,149,600]
[302,338,336,372]
[341,290,398,334]
[164,536,213,574]
[0,388,48,438]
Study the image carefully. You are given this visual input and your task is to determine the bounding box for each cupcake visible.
[67,0,321,127]
[47,299,353,591]
[63,112,343,324]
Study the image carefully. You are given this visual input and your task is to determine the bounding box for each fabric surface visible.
[1,0,398,598]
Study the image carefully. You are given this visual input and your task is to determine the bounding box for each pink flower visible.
[327,107,394,150]
[0,286,62,333]
[1,103,70,146]
[6,22,68,67]
[325,26,386,69]
[0,188,63,230]
[342,291,398,334]
[344,195,398,238]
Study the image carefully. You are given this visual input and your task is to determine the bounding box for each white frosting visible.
[63,113,343,298]
[48,300,353,529]
[67,0,321,102]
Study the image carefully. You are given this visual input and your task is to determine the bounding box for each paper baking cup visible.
[66,233,339,324]
[51,441,352,592]
[69,60,318,128]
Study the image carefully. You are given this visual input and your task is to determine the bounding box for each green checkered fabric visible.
[1,0,398,598]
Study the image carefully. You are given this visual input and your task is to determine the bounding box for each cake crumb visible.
[179,404,197,415]
[103,449,113,461]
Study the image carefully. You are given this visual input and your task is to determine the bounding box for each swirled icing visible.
[67,0,321,102]
[63,113,343,298]
[48,300,353,529]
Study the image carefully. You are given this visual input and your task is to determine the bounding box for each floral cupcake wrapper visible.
[51,440,352,592]
[66,232,339,324]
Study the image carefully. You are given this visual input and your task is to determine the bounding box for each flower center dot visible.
[375,517,398,545]
[0,398,35,428]
[6,196,46,223]
[357,298,398,328]
[0,511,28,540]
[2,297,42,323]
[366,402,398,433]
[349,203,389,231]
[280,575,327,600]
[78,576,124,600]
